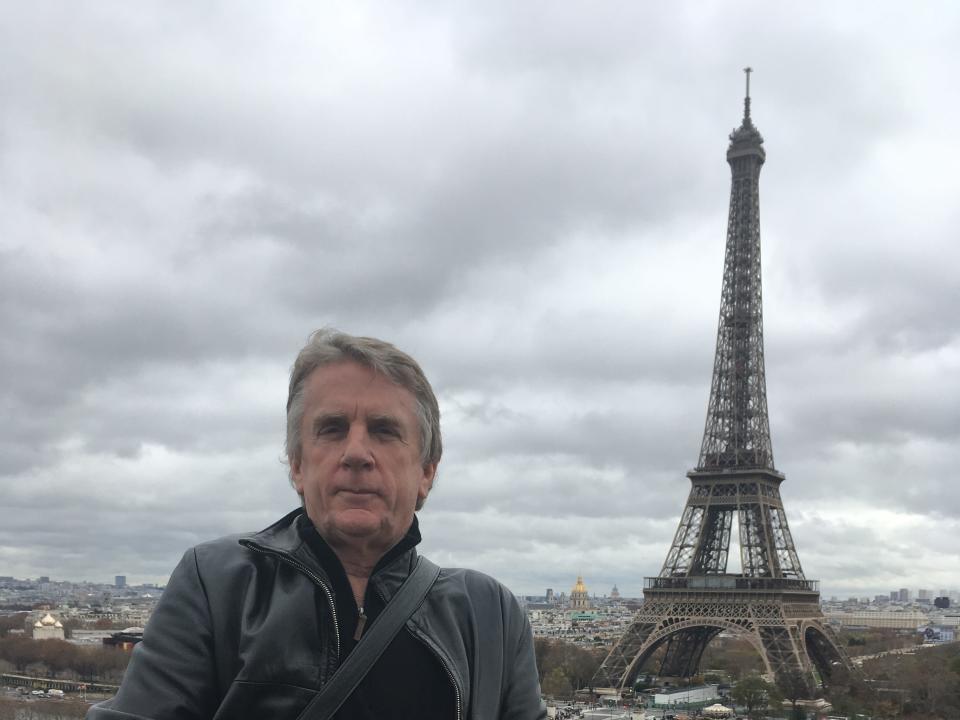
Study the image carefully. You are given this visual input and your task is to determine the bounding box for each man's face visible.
[291,361,436,556]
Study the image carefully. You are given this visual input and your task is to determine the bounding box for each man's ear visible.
[416,462,438,509]
[291,457,305,496]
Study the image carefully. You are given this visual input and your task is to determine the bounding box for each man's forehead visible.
[304,361,416,415]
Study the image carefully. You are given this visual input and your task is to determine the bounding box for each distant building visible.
[922,626,956,644]
[545,588,554,603]
[32,613,64,640]
[115,575,127,589]
[654,684,719,707]
[570,575,591,612]
[824,610,928,630]
[898,588,911,603]
[103,628,144,652]
[69,629,114,645]
[918,589,932,601]
[38,576,50,584]
[934,597,951,609]
[610,584,621,600]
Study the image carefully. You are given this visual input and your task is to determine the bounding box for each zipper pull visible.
[353,606,366,641]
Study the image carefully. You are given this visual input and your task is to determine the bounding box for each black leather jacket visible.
[87,510,546,720]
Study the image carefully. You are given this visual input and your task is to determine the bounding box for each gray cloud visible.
[1,2,958,599]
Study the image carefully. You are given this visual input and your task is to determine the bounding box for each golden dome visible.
[40,613,57,626]
[572,575,587,594]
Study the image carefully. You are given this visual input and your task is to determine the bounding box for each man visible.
[88,329,545,719]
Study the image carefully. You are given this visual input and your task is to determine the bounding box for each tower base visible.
[594,578,853,694]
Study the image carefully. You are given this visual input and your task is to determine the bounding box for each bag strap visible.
[297,555,441,720]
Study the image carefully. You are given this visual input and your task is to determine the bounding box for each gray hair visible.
[285,328,442,478]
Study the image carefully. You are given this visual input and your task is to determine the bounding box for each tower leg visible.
[592,620,658,690]
[658,627,721,678]
[759,624,814,694]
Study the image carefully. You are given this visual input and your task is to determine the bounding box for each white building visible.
[824,610,928,629]
[654,684,719,706]
[570,576,591,612]
[32,613,64,640]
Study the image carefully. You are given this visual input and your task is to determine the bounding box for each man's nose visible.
[340,425,374,470]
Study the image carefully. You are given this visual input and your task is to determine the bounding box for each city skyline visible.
[1,2,958,600]
[4,571,959,607]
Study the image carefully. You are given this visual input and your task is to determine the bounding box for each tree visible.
[731,673,775,719]
[37,639,80,677]
[824,661,872,718]
[698,635,764,680]
[533,638,604,694]
[0,612,28,638]
[542,667,573,699]
[902,653,960,717]
[534,637,558,684]
[0,698,22,720]
[11,699,87,719]
[776,668,811,720]
[0,635,41,671]
[61,617,83,640]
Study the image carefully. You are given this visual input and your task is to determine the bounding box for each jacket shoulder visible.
[428,566,527,629]
[440,567,519,603]
[182,532,284,593]
[189,533,255,567]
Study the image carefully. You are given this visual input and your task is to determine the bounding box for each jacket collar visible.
[240,507,420,600]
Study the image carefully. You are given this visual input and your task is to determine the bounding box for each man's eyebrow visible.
[311,412,348,429]
[367,413,402,424]
[367,414,405,430]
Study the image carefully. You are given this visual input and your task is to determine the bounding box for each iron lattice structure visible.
[595,71,853,695]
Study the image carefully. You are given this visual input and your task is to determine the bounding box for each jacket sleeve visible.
[86,548,218,720]
[500,594,547,720]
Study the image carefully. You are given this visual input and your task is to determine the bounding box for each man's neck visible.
[335,552,379,607]
[302,514,421,608]
[327,534,398,606]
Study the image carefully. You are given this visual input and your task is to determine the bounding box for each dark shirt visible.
[300,518,457,720]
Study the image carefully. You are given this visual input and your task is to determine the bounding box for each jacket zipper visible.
[425,641,462,720]
[353,606,366,641]
[374,585,462,720]
[240,541,341,660]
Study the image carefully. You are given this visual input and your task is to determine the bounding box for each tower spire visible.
[729,67,763,151]
[700,71,770,470]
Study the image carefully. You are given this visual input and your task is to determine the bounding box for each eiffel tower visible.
[594,70,851,694]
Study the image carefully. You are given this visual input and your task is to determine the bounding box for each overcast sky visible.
[1,1,958,601]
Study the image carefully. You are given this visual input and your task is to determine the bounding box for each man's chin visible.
[330,510,386,538]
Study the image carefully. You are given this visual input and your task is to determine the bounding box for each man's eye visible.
[316,423,345,436]
[371,423,401,438]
